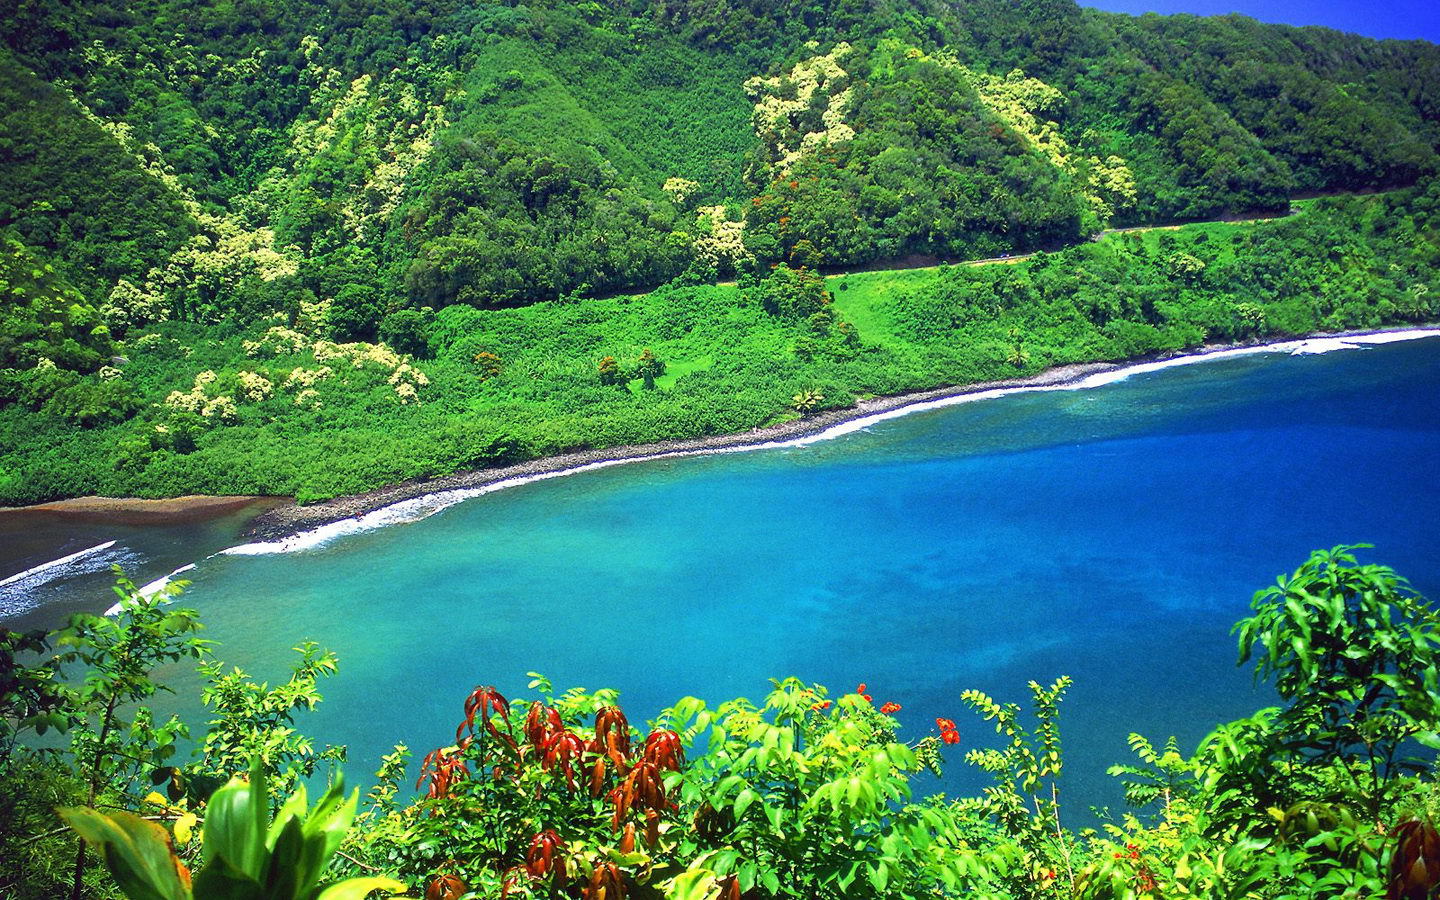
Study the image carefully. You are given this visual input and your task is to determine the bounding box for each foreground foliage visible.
[62,759,403,900]
[4,546,1440,898]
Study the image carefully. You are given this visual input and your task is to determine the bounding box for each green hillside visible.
[1,0,1438,504]
[4,4,1440,898]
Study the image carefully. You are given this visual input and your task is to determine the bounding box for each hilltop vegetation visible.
[1,0,1438,502]
[2,182,1437,506]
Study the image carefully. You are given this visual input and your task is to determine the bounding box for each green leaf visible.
[714,774,744,800]
[263,816,305,899]
[867,862,889,892]
[665,869,716,900]
[738,860,757,892]
[190,857,264,900]
[58,807,190,900]
[314,876,405,900]
[763,802,785,832]
[733,787,760,819]
[202,771,268,880]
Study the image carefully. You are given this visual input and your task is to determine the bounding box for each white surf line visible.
[773,328,1440,445]
[1061,328,1440,390]
[220,327,1440,556]
[0,540,118,589]
[104,563,198,615]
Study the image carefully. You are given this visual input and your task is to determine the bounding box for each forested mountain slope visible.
[1,0,1438,502]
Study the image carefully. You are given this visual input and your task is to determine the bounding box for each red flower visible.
[879,702,901,714]
[940,729,960,745]
[811,700,832,710]
[856,683,867,693]
[935,717,956,731]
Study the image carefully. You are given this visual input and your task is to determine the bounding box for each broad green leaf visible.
[59,807,190,900]
[315,876,405,900]
[664,869,716,900]
[203,770,268,880]
[734,787,760,819]
[190,857,264,900]
[867,862,889,892]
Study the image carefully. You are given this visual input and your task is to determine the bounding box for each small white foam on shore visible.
[0,540,118,589]
[104,563,198,615]
[219,327,1440,556]
[221,458,660,556]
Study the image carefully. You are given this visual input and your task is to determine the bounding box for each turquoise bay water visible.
[12,337,1440,814]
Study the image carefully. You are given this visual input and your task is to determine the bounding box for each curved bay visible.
[29,338,1440,813]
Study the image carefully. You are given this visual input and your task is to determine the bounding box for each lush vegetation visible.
[3,5,1437,896]
[3,545,1440,898]
[1,0,1439,503]
[2,180,1437,505]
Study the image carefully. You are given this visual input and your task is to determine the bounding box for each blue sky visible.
[1081,0,1440,43]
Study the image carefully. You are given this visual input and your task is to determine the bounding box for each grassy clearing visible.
[828,269,943,347]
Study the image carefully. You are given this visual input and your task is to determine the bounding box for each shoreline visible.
[238,358,1122,544]
[0,494,283,527]
[237,323,1439,545]
[6,325,1437,544]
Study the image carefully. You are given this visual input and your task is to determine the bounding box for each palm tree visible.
[1006,327,1030,368]
[790,389,824,415]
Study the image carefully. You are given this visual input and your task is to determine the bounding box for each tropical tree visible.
[0,627,69,762]
[790,389,824,415]
[52,569,210,899]
[636,348,665,389]
[1233,544,1440,817]
[192,642,344,797]
[597,355,624,387]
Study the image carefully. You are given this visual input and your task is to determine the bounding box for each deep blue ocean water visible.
[7,336,1440,817]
